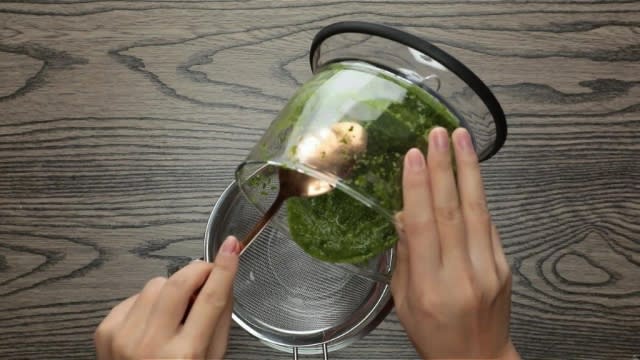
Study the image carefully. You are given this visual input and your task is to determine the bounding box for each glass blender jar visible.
[234,21,507,282]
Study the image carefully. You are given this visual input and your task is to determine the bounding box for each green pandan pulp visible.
[284,63,460,264]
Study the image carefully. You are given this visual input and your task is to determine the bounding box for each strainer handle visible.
[292,344,329,359]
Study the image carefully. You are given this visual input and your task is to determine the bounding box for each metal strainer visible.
[204,181,394,358]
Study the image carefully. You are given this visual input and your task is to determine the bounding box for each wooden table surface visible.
[1,1,639,359]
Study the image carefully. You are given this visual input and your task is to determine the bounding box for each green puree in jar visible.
[285,63,460,264]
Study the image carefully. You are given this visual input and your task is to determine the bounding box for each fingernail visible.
[220,236,239,255]
[406,148,425,170]
[432,127,448,151]
[456,128,473,153]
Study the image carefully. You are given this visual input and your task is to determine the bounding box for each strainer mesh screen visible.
[218,166,379,334]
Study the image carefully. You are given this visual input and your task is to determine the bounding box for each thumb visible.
[179,236,239,348]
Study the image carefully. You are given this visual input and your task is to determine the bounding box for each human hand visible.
[94,236,240,360]
[392,127,520,360]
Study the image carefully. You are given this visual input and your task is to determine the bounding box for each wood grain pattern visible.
[1,1,639,359]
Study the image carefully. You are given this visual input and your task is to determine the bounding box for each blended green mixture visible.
[269,63,460,264]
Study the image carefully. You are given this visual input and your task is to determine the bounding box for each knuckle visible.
[198,287,228,308]
[165,273,190,292]
[460,155,481,169]
[464,199,490,218]
[112,334,136,359]
[213,260,238,279]
[111,333,126,350]
[395,235,409,257]
[427,151,453,167]
[94,321,112,344]
[414,292,443,315]
[138,277,167,301]
[432,155,452,172]
[504,264,513,280]
[484,275,501,301]
[394,211,405,230]
[136,336,157,358]
[403,213,434,234]
[434,204,462,224]
[500,267,513,288]
[457,273,482,312]
[417,296,434,312]
[180,346,205,359]
[459,290,481,313]
[496,257,513,284]
[214,261,234,274]
[186,260,213,272]
[405,168,427,184]
[144,276,167,292]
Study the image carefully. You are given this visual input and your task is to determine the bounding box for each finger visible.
[95,294,138,360]
[427,127,467,264]
[206,294,234,360]
[452,128,496,275]
[491,224,511,282]
[181,236,240,349]
[391,211,409,304]
[402,148,441,275]
[144,261,215,341]
[115,277,166,356]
